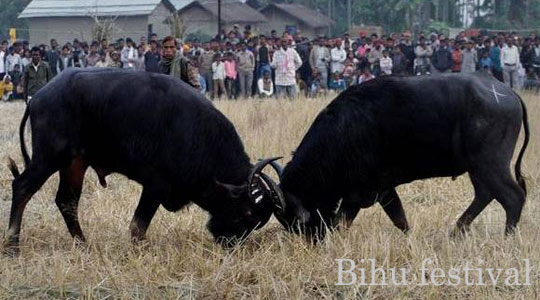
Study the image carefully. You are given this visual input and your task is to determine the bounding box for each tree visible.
[0,0,32,40]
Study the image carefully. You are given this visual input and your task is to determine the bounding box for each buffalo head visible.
[207,157,286,247]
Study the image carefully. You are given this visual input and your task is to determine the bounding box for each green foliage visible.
[0,0,32,40]
[428,21,450,37]
[472,0,539,30]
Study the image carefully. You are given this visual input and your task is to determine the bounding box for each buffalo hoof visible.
[2,242,20,257]
[73,238,88,250]
[450,226,469,240]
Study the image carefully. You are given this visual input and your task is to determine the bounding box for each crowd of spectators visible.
[0,25,539,101]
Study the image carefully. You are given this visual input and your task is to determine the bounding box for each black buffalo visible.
[4,68,282,254]
[270,73,529,238]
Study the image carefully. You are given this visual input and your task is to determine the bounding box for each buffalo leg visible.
[378,189,409,233]
[491,173,526,235]
[4,163,57,255]
[55,158,88,243]
[130,188,160,242]
[454,174,493,235]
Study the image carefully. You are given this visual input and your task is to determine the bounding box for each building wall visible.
[111,15,149,41]
[148,2,172,39]
[27,14,154,45]
[28,17,94,45]
[177,7,217,38]
[259,7,319,39]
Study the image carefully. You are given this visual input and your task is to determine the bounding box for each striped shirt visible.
[271,48,302,86]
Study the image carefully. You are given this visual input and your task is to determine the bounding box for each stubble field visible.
[0,92,538,299]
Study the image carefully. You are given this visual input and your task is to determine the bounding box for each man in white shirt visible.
[330,40,346,74]
[309,37,330,90]
[502,38,520,89]
[0,41,6,79]
[380,50,393,75]
[6,47,22,73]
[271,38,302,99]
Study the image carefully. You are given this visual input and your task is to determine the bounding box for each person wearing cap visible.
[158,36,201,90]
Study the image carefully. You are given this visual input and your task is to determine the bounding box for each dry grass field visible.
[0,92,538,299]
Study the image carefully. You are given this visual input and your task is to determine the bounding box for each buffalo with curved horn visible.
[269,74,529,239]
[3,69,285,255]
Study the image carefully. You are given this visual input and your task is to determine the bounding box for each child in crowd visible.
[257,70,273,98]
[342,59,356,87]
[329,72,346,91]
[9,64,23,99]
[479,51,493,74]
[310,69,322,98]
[0,75,14,101]
[296,72,308,97]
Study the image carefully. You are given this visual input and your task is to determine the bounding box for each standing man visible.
[271,38,302,99]
[0,41,7,79]
[490,38,504,82]
[432,38,452,74]
[158,36,200,90]
[198,42,215,96]
[533,37,540,76]
[257,36,271,79]
[23,47,52,102]
[330,40,347,74]
[309,37,330,90]
[122,38,137,70]
[461,41,478,74]
[6,47,22,74]
[45,39,60,77]
[85,42,101,67]
[144,40,161,73]
[237,42,255,98]
[502,37,520,89]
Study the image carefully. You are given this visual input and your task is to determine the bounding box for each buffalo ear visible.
[216,181,246,199]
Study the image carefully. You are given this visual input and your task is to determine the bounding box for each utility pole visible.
[526,0,530,29]
[217,0,222,41]
[328,0,332,37]
[347,0,351,34]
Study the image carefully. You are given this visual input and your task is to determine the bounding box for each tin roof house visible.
[19,0,176,45]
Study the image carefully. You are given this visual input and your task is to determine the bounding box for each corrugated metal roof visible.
[169,0,191,10]
[261,4,335,29]
[176,0,260,23]
[169,0,246,11]
[19,0,173,18]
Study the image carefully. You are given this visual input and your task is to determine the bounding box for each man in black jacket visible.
[45,39,60,77]
[432,39,453,74]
